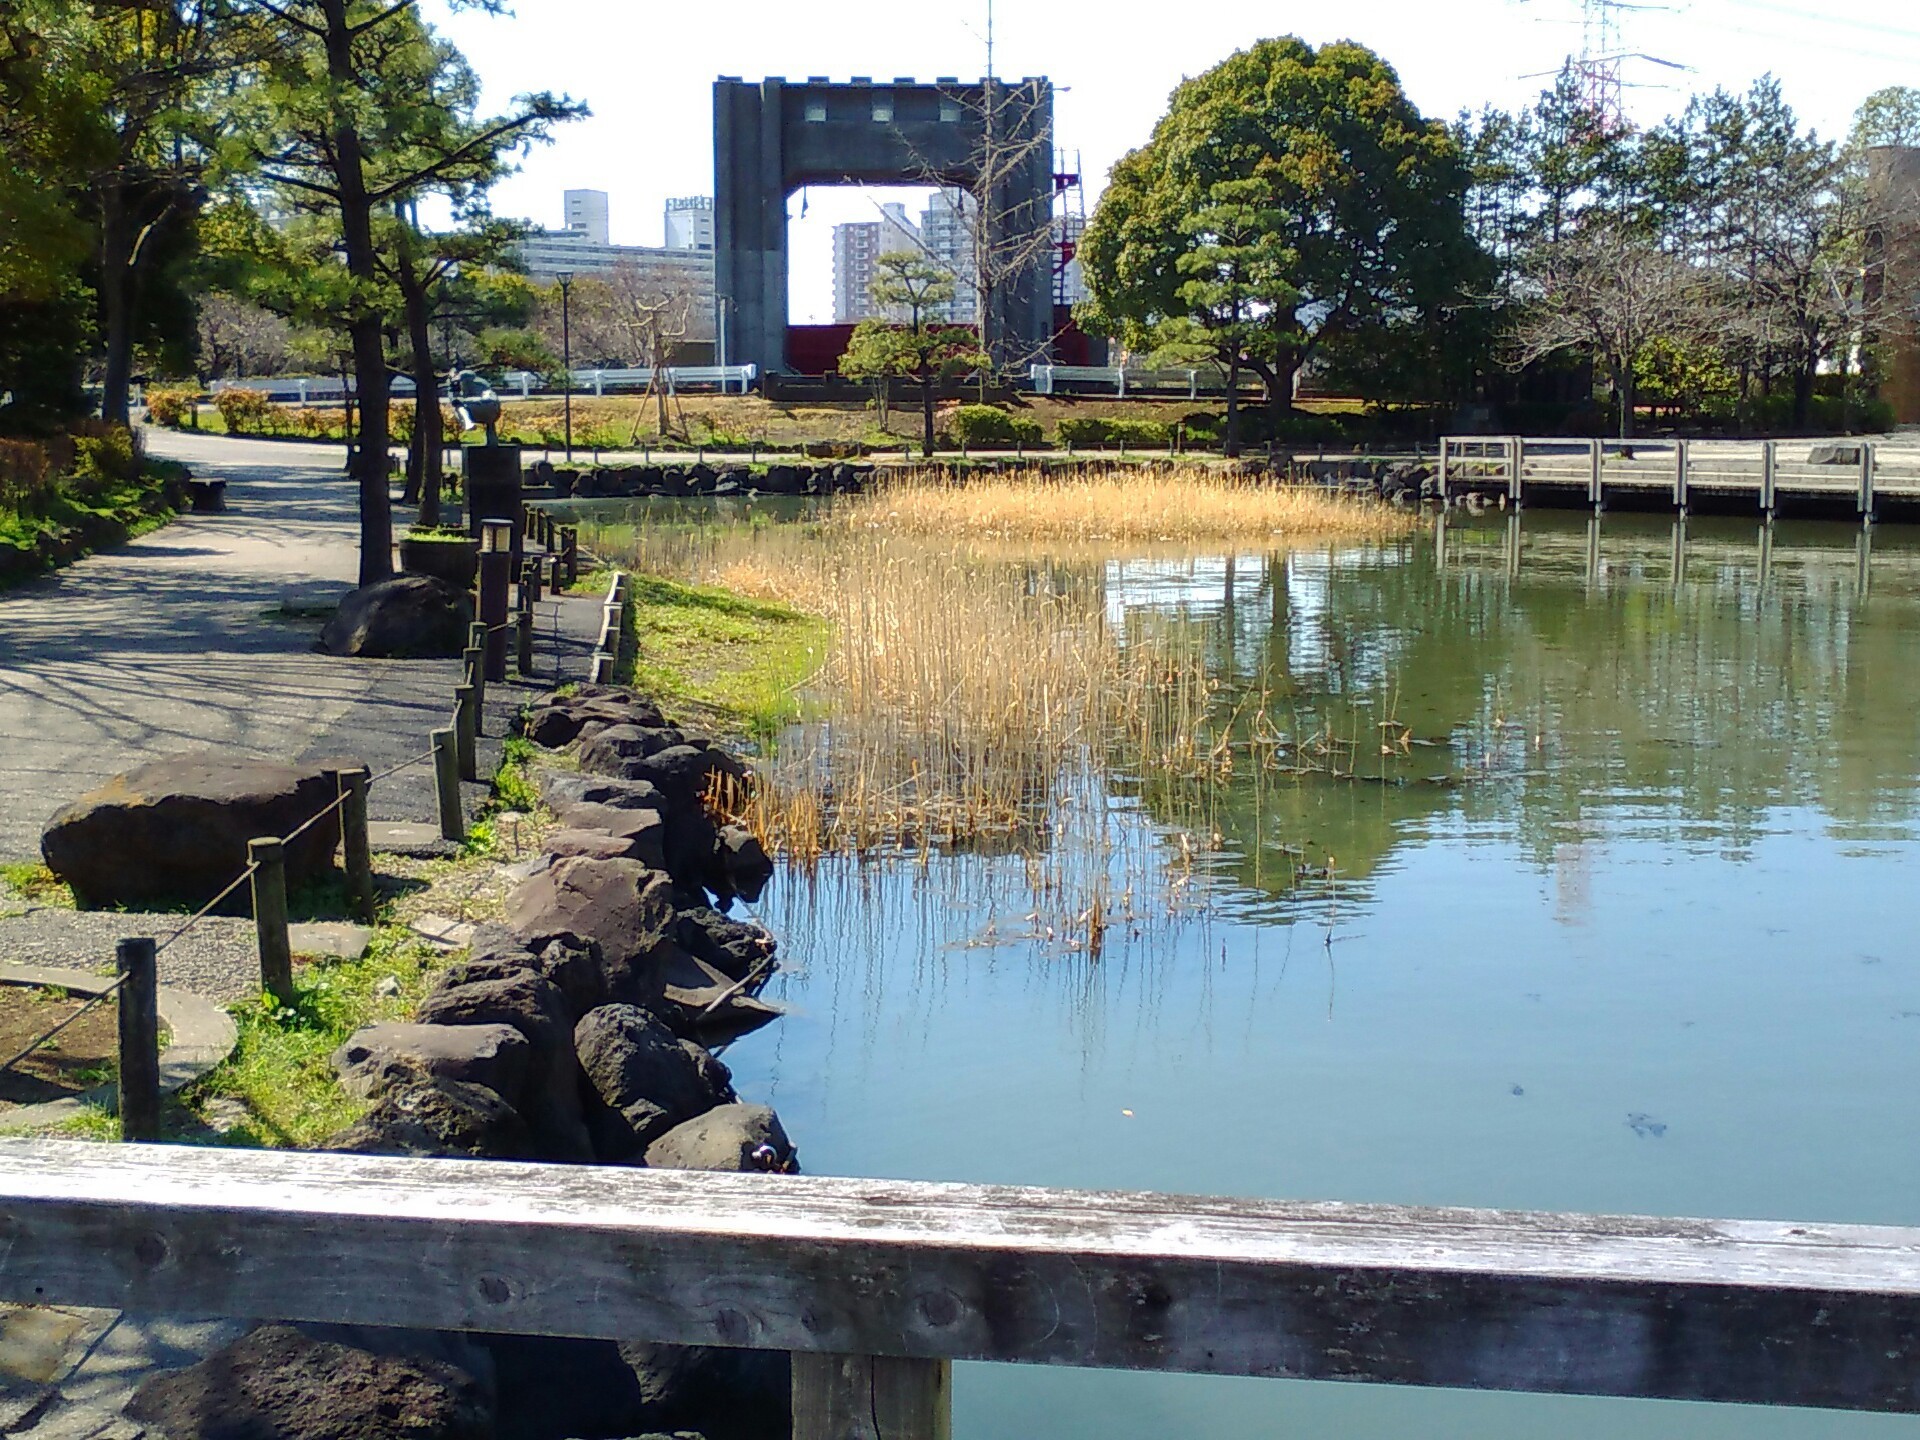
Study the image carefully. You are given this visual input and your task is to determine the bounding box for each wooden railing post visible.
[432,728,465,842]
[563,525,579,585]
[463,643,487,721]
[791,1354,951,1440]
[114,937,160,1142]
[1859,442,1875,523]
[522,555,543,606]
[337,766,374,924]
[1761,439,1777,516]
[453,685,478,782]
[249,838,293,1005]
[1672,438,1688,514]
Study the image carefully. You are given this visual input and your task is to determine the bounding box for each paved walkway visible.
[0,431,600,981]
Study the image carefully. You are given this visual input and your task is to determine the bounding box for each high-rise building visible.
[919,188,977,326]
[563,189,610,246]
[832,203,922,322]
[664,196,715,251]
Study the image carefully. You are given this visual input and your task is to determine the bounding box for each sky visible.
[422,0,1920,322]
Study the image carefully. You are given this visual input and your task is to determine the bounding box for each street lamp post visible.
[555,271,574,462]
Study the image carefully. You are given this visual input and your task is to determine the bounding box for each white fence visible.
[207,365,760,405]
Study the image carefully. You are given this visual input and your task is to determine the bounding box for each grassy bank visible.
[0,431,184,587]
[572,569,826,745]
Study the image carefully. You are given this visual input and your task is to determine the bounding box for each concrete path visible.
[0,430,601,980]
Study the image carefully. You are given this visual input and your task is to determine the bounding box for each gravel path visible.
[0,430,607,995]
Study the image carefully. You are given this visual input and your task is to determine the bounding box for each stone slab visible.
[287,922,375,961]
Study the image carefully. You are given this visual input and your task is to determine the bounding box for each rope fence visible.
[9,514,596,1136]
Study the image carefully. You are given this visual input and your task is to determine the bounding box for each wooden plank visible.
[792,1354,951,1440]
[0,1143,1915,1412]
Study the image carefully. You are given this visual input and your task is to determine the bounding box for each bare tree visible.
[1510,223,1719,437]
[196,294,296,379]
[584,262,696,439]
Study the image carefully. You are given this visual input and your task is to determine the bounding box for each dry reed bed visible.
[846,466,1412,545]
[589,468,1409,925]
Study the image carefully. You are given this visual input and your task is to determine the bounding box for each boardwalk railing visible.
[0,1142,1916,1437]
[1439,436,1920,518]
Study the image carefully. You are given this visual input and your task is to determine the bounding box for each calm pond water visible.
[587,501,1920,1439]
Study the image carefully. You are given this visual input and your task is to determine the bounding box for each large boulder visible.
[708,824,773,904]
[538,770,664,814]
[504,856,676,1006]
[577,724,688,776]
[619,1342,791,1440]
[325,1065,537,1160]
[127,1324,492,1440]
[320,574,473,658]
[446,924,610,1020]
[332,1022,533,1109]
[673,908,777,984]
[41,756,343,912]
[645,1104,797,1174]
[415,970,591,1161]
[573,1004,733,1159]
[551,802,667,868]
[654,946,784,1047]
[474,1335,650,1440]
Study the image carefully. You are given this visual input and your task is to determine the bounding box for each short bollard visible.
[431,727,465,842]
[563,526,579,585]
[549,553,563,592]
[115,937,160,1141]
[523,557,543,606]
[338,766,375,924]
[249,837,294,1006]
[454,685,478,781]
[589,652,612,684]
[517,606,535,677]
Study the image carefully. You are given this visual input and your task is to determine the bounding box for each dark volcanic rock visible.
[645,1104,797,1174]
[546,827,645,864]
[577,724,687,775]
[538,770,665,814]
[574,1004,733,1158]
[320,574,472,658]
[673,907,777,984]
[324,1068,537,1160]
[127,1324,492,1440]
[41,755,342,913]
[477,1335,650,1440]
[504,856,676,1006]
[415,970,591,1160]
[332,1022,533,1108]
[711,824,773,904]
[551,802,667,867]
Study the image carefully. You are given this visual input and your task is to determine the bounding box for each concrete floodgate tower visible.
[713,75,1057,376]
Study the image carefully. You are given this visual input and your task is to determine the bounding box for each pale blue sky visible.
[424,0,1920,320]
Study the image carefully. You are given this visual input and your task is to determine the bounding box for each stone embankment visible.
[542,460,871,500]
[128,684,792,1440]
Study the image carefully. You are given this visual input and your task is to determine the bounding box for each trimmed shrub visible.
[1056,417,1111,447]
[213,387,274,435]
[951,405,1017,447]
[66,422,141,500]
[144,388,197,428]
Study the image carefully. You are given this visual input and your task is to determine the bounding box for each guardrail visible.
[206,366,760,405]
[0,1140,1914,1438]
[1439,436,1920,519]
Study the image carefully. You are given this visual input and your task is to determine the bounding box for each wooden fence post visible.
[1761,440,1777,516]
[463,644,487,721]
[1672,439,1688,514]
[249,838,293,1005]
[563,526,579,585]
[338,767,374,924]
[479,519,513,683]
[454,686,478,782]
[790,1354,951,1440]
[432,727,465,842]
[115,937,160,1142]
[523,556,543,606]
[1859,442,1875,523]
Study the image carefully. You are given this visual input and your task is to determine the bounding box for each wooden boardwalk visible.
[1441,436,1920,520]
[0,1141,1916,1437]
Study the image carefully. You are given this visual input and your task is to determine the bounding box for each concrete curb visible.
[0,963,237,1133]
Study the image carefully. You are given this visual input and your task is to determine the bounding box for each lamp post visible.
[555,270,574,461]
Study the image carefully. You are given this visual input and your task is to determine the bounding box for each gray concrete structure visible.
[714,76,1056,374]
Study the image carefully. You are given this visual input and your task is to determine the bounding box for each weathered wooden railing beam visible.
[0,1142,1915,1414]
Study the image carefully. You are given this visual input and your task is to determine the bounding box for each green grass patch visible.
[0,862,74,907]
[187,928,446,1148]
[619,572,826,744]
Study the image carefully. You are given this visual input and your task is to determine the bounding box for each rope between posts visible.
[366,745,441,786]
[0,974,129,1077]
[154,862,260,956]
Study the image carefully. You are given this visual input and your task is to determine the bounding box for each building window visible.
[804,100,826,122]
[940,98,961,122]
[872,99,893,123]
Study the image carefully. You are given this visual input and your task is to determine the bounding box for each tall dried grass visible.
[842,465,1411,545]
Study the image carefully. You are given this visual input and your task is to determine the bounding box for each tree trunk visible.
[323,0,393,587]
[1266,354,1299,440]
[1615,364,1636,440]
[920,377,936,459]
[1791,347,1816,432]
[98,185,136,428]
[404,280,443,527]
[1223,355,1241,458]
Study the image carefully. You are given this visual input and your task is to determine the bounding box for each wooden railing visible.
[0,1142,1916,1437]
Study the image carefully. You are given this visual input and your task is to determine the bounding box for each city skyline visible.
[423,0,1920,322]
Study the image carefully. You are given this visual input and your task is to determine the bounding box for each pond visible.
[580,498,1920,1440]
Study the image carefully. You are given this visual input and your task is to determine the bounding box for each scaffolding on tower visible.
[1052,148,1086,309]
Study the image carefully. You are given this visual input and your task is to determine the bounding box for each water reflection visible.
[575,498,1920,1440]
